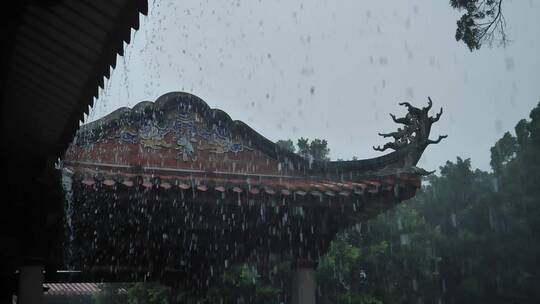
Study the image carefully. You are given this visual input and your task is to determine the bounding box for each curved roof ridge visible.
[78,91,306,165]
[76,92,441,176]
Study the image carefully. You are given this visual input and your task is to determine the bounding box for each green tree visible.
[450,0,508,51]
[295,137,331,161]
[276,139,295,153]
[93,283,129,304]
[490,132,517,174]
[309,139,330,161]
[297,137,310,157]
[126,283,171,304]
[94,283,171,304]
[205,263,283,304]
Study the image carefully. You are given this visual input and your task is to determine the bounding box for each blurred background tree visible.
[276,137,330,161]
[276,139,295,153]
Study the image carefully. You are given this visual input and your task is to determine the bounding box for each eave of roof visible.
[1,0,148,163]
[63,162,422,200]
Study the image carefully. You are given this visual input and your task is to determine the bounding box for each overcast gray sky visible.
[88,0,540,171]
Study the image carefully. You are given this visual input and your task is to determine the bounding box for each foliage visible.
[297,137,310,157]
[450,0,508,51]
[204,263,285,304]
[277,137,331,161]
[308,138,331,161]
[93,283,129,304]
[94,283,170,304]
[490,132,517,174]
[276,139,295,153]
[126,283,171,304]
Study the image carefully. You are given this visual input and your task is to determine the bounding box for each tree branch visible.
[373,141,403,151]
[430,107,444,123]
[399,101,426,118]
[424,169,436,176]
[399,101,413,108]
[427,135,448,145]
[424,96,433,112]
[389,113,410,125]
[476,0,506,47]
[399,101,423,114]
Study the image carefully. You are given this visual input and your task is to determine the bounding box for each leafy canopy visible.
[450,0,508,51]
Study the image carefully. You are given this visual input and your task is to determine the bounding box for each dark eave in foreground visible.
[1,0,148,163]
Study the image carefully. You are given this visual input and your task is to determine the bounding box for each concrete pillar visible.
[18,265,43,304]
[291,260,317,304]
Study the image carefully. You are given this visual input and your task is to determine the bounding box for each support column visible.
[18,264,43,304]
[291,259,317,304]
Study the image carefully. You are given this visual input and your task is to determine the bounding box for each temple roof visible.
[60,92,446,287]
[62,92,446,198]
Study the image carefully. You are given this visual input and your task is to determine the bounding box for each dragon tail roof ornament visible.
[374,96,447,167]
[316,96,446,176]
